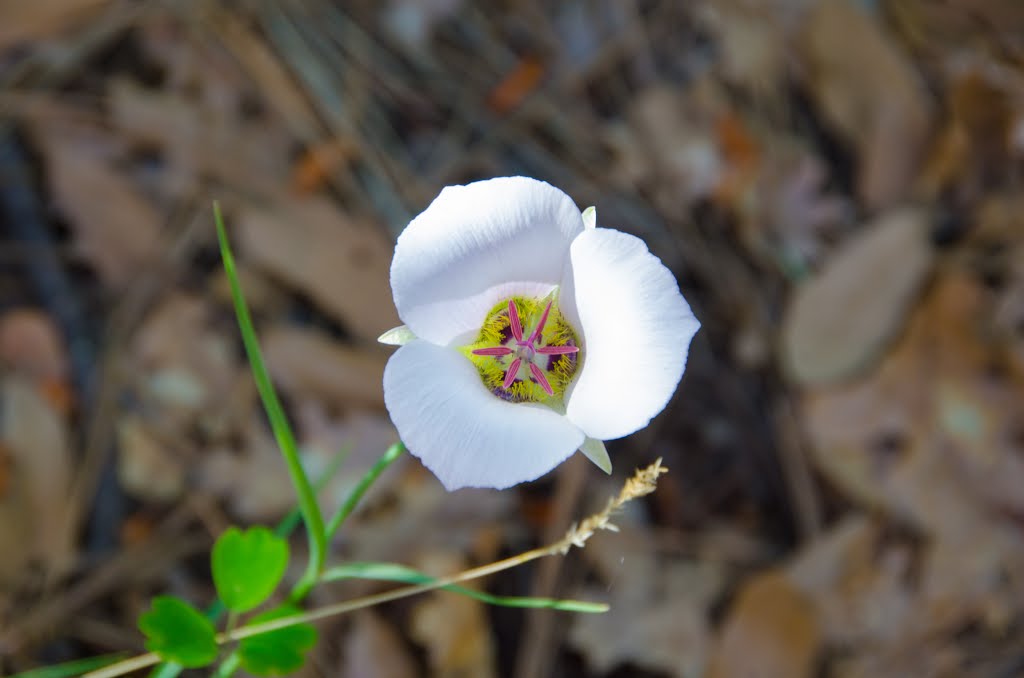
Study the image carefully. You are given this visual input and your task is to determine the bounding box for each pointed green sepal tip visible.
[582,206,597,229]
[378,325,417,346]
[580,437,612,474]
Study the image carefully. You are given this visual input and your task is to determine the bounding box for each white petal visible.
[383,340,585,490]
[562,228,700,440]
[391,177,584,346]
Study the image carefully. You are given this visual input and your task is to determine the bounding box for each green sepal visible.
[580,437,612,474]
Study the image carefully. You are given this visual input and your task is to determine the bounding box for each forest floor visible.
[2,1,1024,676]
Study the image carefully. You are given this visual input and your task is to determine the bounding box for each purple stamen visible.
[526,301,552,345]
[503,358,522,389]
[472,346,514,356]
[471,296,579,401]
[508,300,523,342]
[529,362,554,395]
[536,345,579,355]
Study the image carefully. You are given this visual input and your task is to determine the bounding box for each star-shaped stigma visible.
[471,299,579,396]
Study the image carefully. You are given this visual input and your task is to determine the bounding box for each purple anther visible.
[503,358,522,389]
[526,301,552,345]
[528,362,554,396]
[508,299,523,342]
[472,346,514,356]
[535,345,579,355]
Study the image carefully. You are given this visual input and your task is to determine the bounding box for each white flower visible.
[380,177,700,490]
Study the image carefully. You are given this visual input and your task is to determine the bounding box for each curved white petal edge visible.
[382,177,700,490]
[390,177,584,346]
[383,340,585,490]
[562,228,701,441]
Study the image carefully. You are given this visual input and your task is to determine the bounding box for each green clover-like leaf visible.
[138,596,218,668]
[212,526,289,613]
[238,605,318,676]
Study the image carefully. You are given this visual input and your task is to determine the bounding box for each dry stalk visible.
[84,459,668,678]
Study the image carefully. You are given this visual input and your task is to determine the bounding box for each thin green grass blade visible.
[321,562,608,613]
[213,202,326,597]
[10,653,126,678]
[277,445,349,537]
[324,443,404,539]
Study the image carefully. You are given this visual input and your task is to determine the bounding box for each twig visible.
[774,397,824,539]
[83,459,669,678]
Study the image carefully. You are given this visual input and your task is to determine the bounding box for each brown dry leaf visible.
[108,78,293,200]
[237,198,399,343]
[343,466,512,567]
[802,273,1001,526]
[781,207,934,385]
[409,551,497,678]
[263,326,387,410]
[291,140,360,195]
[786,515,916,647]
[696,0,797,107]
[0,309,68,384]
[341,611,418,678]
[993,243,1024,379]
[568,528,721,676]
[917,58,1023,201]
[614,84,726,212]
[199,427,295,522]
[132,293,240,430]
[830,643,964,678]
[783,516,971,678]
[200,405,399,524]
[0,0,109,49]
[802,272,1024,628]
[706,571,820,678]
[37,129,163,288]
[209,6,322,143]
[751,145,850,271]
[799,0,932,209]
[887,0,1024,55]
[0,377,74,579]
[116,415,184,503]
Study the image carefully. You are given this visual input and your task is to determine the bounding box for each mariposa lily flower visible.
[380,177,699,490]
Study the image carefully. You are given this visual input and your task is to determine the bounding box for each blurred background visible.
[2,0,1024,676]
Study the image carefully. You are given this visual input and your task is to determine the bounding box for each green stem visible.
[213,202,326,602]
[325,442,404,539]
[210,652,240,678]
[225,611,238,635]
[321,561,606,612]
[288,442,405,602]
[9,653,127,678]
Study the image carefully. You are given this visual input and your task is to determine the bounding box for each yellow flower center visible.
[460,294,580,404]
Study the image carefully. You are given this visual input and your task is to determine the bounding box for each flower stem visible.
[213,202,327,595]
